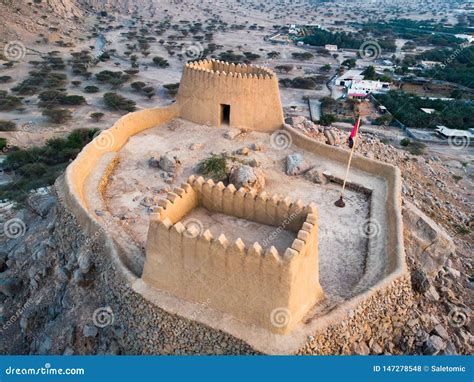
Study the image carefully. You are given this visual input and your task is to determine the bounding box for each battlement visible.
[142,176,324,334]
[183,59,276,79]
[177,60,284,132]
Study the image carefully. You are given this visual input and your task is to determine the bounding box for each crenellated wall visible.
[176,59,284,132]
[142,176,324,334]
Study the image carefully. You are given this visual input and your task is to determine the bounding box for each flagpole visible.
[335,116,361,208]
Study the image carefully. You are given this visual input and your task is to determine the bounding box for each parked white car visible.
[435,125,473,139]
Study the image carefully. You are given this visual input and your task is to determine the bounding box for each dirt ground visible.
[102,120,378,299]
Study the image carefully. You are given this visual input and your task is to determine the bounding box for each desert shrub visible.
[42,108,72,123]
[280,77,318,89]
[243,52,260,61]
[90,112,104,122]
[374,114,393,126]
[12,69,67,95]
[45,72,67,86]
[60,95,86,106]
[400,138,425,154]
[319,114,337,126]
[131,81,146,91]
[320,96,336,108]
[275,64,293,73]
[407,141,426,155]
[95,70,130,87]
[124,69,140,76]
[400,138,411,146]
[152,56,170,68]
[218,51,244,63]
[163,83,180,97]
[0,91,22,111]
[291,52,314,60]
[38,91,85,107]
[0,76,12,83]
[0,138,6,151]
[267,51,280,59]
[103,92,136,112]
[0,120,17,131]
[341,58,356,69]
[198,155,228,182]
[84,85,99,93]
[142,86,155,99]
[38,89,65,107]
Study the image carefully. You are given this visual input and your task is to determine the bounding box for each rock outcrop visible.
[403,201,456,278]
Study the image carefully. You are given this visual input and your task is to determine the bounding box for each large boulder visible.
[286,153,310,175]
[0,276,22,297]
[324,128,340,146]
[158,155,180,173]
[229,165,265,191]
[285,116,306,126]
[403,201,455,278]
[304,167,328,184]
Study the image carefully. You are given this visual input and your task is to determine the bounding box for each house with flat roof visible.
[347,80,390,99]
[335,69,364,87]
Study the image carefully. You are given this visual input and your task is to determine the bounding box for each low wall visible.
[62,104,179,279]
[143,176,324,334]
[67,104,180,208]
[283,124,405,279]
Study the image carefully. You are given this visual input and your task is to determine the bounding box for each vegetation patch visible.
[103,92,136,112]
[0,129,99,204]
[0,120,17,131]
[376,91,474,129]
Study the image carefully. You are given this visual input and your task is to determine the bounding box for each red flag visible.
[348,116,361,149]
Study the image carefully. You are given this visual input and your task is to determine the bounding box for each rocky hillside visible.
[0,0,156,42]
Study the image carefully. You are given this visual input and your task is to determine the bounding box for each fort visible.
[56,59,408,354]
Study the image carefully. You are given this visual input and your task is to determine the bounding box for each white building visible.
[421,60,443,69]
[325,44,338,51]
[455,34,474,43]
[347,80,390,99]
[435,125,474,139]
[335,69,364,87]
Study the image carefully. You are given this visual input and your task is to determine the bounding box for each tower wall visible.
[176,59,284,132]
